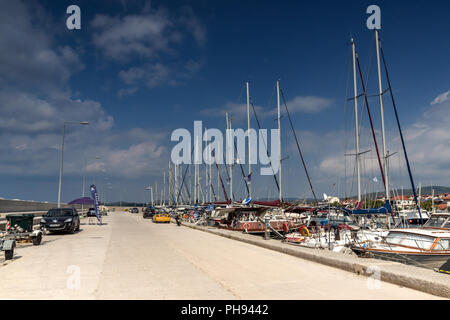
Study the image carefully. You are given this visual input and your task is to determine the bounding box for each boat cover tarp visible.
[253,200,284,207]
[286,207,316,213]
[342,200,391,215]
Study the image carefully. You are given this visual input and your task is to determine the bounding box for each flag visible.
[89,185,101,223]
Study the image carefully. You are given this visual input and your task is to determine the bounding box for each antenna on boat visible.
[226,112,233,204]
[276,80,283,203]
[351,38,362,204]
[374,29,391,212]
[246,81,252,200]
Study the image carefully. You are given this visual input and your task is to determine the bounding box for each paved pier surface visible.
[0,212,441,299]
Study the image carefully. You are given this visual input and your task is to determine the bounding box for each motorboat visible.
[351,213,450,269]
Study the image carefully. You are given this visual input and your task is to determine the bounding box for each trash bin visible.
[5,214,35,232]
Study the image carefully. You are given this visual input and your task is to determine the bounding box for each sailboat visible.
[349,29,448,268]
[284,34,402,251]
[210,80,306,234]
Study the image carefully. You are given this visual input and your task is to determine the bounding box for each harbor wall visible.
[0,199,82,214]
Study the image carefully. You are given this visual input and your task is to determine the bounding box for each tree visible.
[421,201,433,212]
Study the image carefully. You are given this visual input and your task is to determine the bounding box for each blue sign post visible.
[89,184,102,224]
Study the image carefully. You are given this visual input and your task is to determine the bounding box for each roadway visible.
[0,210,441,299]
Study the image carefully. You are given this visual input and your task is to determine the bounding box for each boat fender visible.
[282,223,289,233]
[299,226,310,237]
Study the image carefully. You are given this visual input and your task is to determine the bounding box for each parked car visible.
[143,207,156,219]
[87,208,97,217]
[130,207,139,214]
[153,213,171,223]
[40,208,80,233]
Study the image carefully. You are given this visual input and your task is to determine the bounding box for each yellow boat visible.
[153,213,171,223]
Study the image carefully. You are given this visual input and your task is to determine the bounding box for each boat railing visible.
[383,237,435,253]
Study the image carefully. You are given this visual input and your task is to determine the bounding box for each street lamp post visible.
[93,156,102,186]
[58,121,89,208]
[82,158,87,213]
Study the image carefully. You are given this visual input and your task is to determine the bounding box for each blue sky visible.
[1,0,450,203]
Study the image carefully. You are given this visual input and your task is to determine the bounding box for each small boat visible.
[211,206,301,234]
[351,213,450,269]
[395,209,431,227]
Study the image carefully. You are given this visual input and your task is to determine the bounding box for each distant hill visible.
[105,187,450,206]
[355,186,450,200]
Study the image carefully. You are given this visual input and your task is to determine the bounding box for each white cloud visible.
[119,63,172,88]
[92,3,205,93]
[200,102,267,122]
[286,96,334,114]
[91,9,175,62]
[200,95,333,123]
[431,91,450,105]
[0,1,84,90]
[0,1,170,181]
[91,4,206,62]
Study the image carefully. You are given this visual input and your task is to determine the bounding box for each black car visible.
[130,207,139,214]
[40,208,80,233]
[143,207,156,219]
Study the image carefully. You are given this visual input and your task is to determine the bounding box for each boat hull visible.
[216,220,301,234]
[352,247,450,270]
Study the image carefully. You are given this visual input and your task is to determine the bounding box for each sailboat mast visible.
[277,80,282,202]
[351,38,362,203]
[209,162,212,203]
[226,112,233,203]
[432,188,435,213]
[246,81,252,199]
[419,182,422,207]
[375,29,390,202]
[194,140,198,204]
[174,164,178,206]
[401,186,404,209]
[169,162,172,206]
[155,181,158,206]
[163,171,166,206]
[217,164,220,201]
[151,186,154,206]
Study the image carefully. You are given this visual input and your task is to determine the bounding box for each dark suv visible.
[40,208,80,233]
[143,207,156,219]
